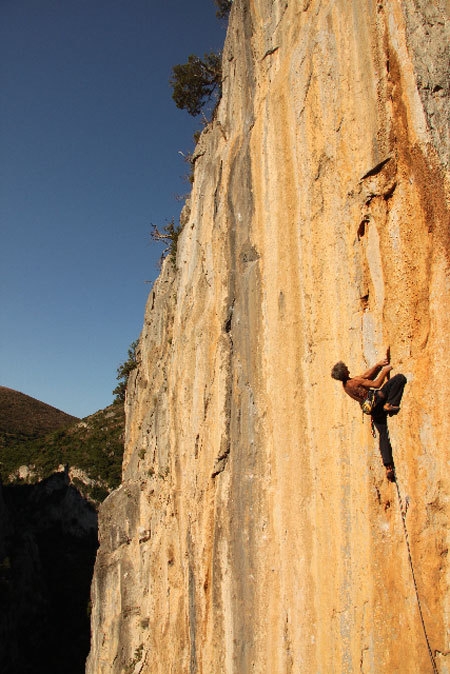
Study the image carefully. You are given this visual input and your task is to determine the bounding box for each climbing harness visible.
[361,388,377,415]
[361,389,378,437]
[394,479,439,674]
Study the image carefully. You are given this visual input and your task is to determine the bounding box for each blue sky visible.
[1,0,227,418]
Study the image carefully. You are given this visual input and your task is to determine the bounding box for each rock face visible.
[87,1,449,672]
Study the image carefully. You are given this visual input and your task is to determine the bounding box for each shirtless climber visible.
[331,357,407,482]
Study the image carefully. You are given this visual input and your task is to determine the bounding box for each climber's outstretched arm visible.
[355,364,393,389]
[360,358,390,380]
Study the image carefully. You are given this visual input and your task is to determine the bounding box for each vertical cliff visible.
[87,1,449,672]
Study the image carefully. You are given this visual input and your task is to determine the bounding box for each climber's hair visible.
[331,361,349,381]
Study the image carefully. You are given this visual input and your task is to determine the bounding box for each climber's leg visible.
[372,414,393,466]
[372,415,396,481]
[378,374,407,412]
[371,377,404,480]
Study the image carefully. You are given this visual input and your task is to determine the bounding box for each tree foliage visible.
[214,0,232,19]
[151,218,182,265]
[113,340,139,402]
[170,51,222,117]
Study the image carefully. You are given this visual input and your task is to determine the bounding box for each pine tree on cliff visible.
[170,51,222,117]
[169,1,229,118]
[113,340,138,402]
[214,0,232,19]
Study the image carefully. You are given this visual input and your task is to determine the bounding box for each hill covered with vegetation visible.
[0,386,78,438]
[0,387,125,504]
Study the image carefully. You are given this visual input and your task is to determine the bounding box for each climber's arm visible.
[360,358,389,380]
[355,365,393,389]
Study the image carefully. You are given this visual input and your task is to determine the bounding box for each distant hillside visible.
[0,391,125,673]
[0,386,78,438]
[0,388,125,504]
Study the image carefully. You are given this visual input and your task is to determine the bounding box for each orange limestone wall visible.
[87,1,449,672]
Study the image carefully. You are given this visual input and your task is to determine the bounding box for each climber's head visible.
[331,361,350,381]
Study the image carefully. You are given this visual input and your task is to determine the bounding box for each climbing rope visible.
[394,479,439,674]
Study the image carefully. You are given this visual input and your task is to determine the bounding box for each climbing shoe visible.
[383,403,400,415]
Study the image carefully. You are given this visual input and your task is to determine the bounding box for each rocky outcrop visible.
[87,1,449,672]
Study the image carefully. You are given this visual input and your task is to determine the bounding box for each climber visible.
[331,357,407,482]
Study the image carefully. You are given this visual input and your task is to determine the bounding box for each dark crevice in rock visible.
[360,156,392,180]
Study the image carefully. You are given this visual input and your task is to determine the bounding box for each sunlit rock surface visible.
[87,1,449,672]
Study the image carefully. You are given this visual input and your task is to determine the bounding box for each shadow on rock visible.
[0,470,98,674]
